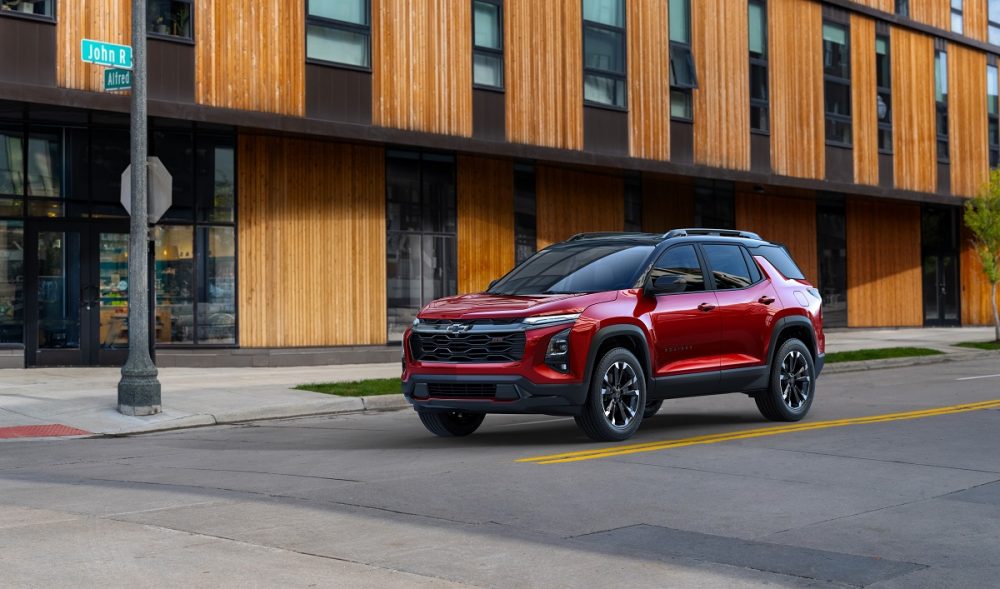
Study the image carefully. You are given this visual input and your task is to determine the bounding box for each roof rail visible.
[663,228,763,240]
[567,232,635,241]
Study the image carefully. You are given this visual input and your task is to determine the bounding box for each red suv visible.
[402,229,824,441]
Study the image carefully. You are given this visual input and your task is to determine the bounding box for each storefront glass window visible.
[197,226,235,344]
[0,129,23,196]
[26,131,61,197]
[0,221,23,344]
[154,225,195,344]
[196,139,234,223]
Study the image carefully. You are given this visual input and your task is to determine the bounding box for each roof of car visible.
[561,229,770,247]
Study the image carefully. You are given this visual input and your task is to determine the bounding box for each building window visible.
[817,193,847,328]
[514,163,536,264]
[951,0,963,34]
[989,64,998,166]
[306,0,371,69]
[991,0,1000,45]
[473,0,503,89]
[896,0,909,18]
[936,49,949,162]
[152,130,237,346]
[669,0,697,119]
[386,150,457,341]
[583,0,627,108]
[823,22,851,146]
[149,0,193,40]
[876,34,892,153]
[0,220,23,344]
[624,177,642,232]
[693,180,734,228]
[0,0,53,19]
[748,0,769,133]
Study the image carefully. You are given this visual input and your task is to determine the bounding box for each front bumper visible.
[402,373,588,416]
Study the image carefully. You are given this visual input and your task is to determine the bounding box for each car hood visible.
[418,291,617,321]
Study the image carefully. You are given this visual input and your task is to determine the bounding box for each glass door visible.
[921,206,961,326]
[26,222,133,366]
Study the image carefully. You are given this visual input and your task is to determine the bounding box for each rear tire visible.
[643,400,663,418]
[575,347,646,442]
[418,410,485,437]
[755,338,815,422]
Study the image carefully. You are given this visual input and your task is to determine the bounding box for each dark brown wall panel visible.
[536,166,623,249]
[769,0,825,179]
[949,45,988,198]
[846,197,922,327]
[627,0,670,161]
[238,135,386,347]
[0,17,55,87]
[196,0,304,115]
[372,0,472,136]
[148,39,194,104]
[736,190,818,284]
[306,65,372,125]
[458,156,515,294]
[506,0,583,150]
[851,14,879,186]
[891,27,937,193]
[693,0,750,170]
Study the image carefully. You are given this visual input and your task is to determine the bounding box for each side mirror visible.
[644,275,686,296]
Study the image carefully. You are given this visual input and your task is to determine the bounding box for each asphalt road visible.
[2,357,1000,588]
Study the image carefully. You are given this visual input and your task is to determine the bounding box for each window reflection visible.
[154,225,194,344]
[197,227,235,344]
[27,132,61,197]
[0,130,23,195]
[0,221,23,344]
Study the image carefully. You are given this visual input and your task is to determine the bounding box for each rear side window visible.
[751,244,806,280]
[650,245,706,292]
[702,244,753,290]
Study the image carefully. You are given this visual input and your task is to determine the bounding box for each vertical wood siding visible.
[910,0,950,30]
[852,0,895,11]
[642,174,694,232]
[506,0,583,150]
[846,197,923,327]
[769,0,825,179]
[948,45,988,198]
[693,0,750,170]
[238,135,386,347]
[891,27,937,193]
[196,0,304,116]
[57,0,131,91]
[457,156,515,294]
[851,14,879,186]
[372,0,472,136]
[536,166,623,249]
[964,0,988,41]
[627,0,671,161]
[961,224,997,325]
[736,190,819,284]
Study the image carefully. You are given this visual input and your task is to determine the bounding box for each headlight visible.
[545,328,572,373]
[412,317,421,327]
[523,313,580,327]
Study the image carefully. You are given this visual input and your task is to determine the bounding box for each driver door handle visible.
[698,302,716,312]
[758,296,775,305]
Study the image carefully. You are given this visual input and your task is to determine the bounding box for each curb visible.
[98,394,411,437]
[823,349,999,374]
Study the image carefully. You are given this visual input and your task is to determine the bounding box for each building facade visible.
[0,0,996,368]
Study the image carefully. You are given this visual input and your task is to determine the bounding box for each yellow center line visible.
[516,399,1000,465]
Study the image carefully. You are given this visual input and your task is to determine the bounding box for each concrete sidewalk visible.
[0,327,996,438]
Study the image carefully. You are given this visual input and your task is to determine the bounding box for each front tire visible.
[575,348,647,441]
[418,410,485,437]
[755,338,815,421]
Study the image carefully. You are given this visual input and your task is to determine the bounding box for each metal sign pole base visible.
[118,370,162,416]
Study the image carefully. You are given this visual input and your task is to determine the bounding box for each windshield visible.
[488,244,654,295]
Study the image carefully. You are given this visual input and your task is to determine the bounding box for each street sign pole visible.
[118,0,161,416]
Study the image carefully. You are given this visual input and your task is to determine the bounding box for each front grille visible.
[420,318,521,326]
[427,383,497,398]
[410,331,526,363]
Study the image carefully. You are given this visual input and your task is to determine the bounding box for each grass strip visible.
[825,347,943,364]
[954,341,1000,351]
[295,378,401,397]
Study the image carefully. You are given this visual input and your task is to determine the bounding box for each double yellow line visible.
[516,399,1000,465]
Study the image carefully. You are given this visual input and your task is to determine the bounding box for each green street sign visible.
[103,68,132,92]
[81,38,132,69]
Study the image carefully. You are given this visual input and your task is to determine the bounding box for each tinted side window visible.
[651,245,705,293]
[751,244,806,280]
[702,244,753,290]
